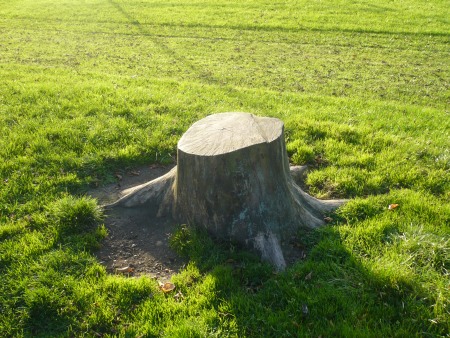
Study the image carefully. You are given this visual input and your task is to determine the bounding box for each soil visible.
[89,164,186,282]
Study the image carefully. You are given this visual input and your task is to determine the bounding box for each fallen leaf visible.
[115,174,123,180]
[305,271,313,281]
[324,216,333,223]
[160,282,176,293]
[116,266,134,274]
[388,204,399,210]
[129,170,140,176]
[314,155,324,164]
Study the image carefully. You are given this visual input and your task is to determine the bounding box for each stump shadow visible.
[185,226,432,336]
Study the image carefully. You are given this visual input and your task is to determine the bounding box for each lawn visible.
[0,0,449,336]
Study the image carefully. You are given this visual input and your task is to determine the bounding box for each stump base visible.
[107,113,346,270]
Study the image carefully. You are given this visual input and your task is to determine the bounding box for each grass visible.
[0,0,449,336]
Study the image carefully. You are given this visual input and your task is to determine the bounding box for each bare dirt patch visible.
[89,164,186,282]
[89,164,313,279]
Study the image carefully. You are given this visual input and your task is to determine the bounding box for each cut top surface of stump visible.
[178,112,283,156]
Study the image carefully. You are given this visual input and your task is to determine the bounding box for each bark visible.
[107,112,346,270]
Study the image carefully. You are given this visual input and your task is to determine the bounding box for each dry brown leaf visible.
[388,204,399,210]
[116,266,134,274]
[324,216,333,223]
[160,282,176,293]
[305,271,313,280]
[314,155,324,164]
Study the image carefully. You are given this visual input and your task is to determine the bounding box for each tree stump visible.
[108,112,345,270]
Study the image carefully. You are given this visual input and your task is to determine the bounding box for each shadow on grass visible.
[171,224,443,337]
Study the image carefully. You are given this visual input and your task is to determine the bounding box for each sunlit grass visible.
[0,0,448,336]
